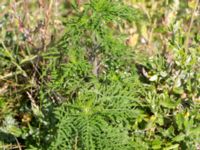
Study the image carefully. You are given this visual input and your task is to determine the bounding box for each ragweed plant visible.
[45,0,145,149]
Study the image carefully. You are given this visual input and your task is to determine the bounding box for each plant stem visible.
[184,0,199,52]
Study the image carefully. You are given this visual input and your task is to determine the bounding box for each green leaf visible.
[7,126,22,137]
[189,126,200,135]
[173,87,184,95]
[175,113,184,130]
[156,114,164,126]
[164,144,179,150]
[160,71,167,77]
[160,98,179,109]
[172,133,185,142]
[20,55,38,64]
[152,139,162,149]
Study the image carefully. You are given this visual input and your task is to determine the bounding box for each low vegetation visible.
[0,0,200,149]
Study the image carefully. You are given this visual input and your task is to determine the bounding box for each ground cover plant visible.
[0,0,200,149]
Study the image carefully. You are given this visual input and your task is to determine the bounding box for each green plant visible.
[0,0,200,149]
[50,79,143,149]
[44,0,144,149]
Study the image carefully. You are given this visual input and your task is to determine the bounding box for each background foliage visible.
[0,0,200,149]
